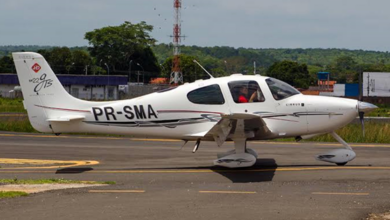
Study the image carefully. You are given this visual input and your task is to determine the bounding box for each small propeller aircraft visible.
[13,52,377,168]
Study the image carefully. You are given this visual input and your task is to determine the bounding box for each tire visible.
[336,162,347,166]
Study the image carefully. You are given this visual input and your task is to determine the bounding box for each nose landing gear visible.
[316,132,356,166]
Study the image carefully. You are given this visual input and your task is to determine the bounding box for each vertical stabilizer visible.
[12,52,92,132]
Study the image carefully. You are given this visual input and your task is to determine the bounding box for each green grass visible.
[309,122,390,143]
[272,122,390,143]
[0,178,115,185]
[0,191,28,199]
[0,118,36,133]
[367,104,390,117]
[0,97,26,113]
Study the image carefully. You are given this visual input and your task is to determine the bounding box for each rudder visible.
[12,52,89,133]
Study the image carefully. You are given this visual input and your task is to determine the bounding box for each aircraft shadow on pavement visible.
[124,158,278,183]
[55,167,94,174]
[210,158,277,183]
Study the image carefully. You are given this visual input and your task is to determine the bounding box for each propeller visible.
[358,111,365,137]
[357,101,378,137]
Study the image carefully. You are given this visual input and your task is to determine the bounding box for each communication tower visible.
[170,0,184,84]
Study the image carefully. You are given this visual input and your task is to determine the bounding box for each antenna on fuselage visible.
[193,60,214,79]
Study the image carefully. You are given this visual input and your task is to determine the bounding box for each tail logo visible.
[29,73,53,93]
[32,63,41,73]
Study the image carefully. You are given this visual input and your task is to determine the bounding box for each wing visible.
[202,113,275,146]
[46,115,85,122]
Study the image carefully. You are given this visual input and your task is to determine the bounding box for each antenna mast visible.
[170,0,184,85]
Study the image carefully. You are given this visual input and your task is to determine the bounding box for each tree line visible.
[2,21,390,89]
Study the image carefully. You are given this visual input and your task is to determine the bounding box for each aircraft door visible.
[223,80,274,115]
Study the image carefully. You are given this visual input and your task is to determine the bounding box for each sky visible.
[1,0,390,51]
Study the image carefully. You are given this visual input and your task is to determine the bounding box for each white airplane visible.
[13,52,377,168]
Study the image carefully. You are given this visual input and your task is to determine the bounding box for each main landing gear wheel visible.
[213,119,258,168]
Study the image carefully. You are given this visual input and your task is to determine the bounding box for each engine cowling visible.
[316,149,356,165]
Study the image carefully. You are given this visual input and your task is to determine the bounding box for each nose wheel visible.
[316,132,356,166]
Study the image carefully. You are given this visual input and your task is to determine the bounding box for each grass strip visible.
[0,118,36,133]
[259,122,390,143]
[0,191,28,199]
[0,98,26,113]
[0,178,115,185]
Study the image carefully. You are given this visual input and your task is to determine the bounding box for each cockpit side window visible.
[266,78,300,100]
[228,80,265,104]
[187,84,225,105]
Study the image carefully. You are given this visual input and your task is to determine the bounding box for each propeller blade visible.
[192,139,201,153]
[359,111,365,137]
[180,140,188,150]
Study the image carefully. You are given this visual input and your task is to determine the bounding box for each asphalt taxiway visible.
[0,132,390,220]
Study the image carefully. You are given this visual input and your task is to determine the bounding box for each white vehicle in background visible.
[13,52,377,168]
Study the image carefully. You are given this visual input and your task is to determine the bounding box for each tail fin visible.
[13,52,92,132]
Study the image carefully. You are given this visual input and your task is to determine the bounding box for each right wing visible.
[202,113,275,146]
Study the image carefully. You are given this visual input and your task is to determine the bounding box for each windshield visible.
[266,78,300,100]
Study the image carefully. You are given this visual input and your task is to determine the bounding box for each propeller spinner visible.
[358,101,378,137]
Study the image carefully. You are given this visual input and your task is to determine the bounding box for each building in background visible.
[363,72,390,97]
[301,72,390,104]
[0,74,128,100]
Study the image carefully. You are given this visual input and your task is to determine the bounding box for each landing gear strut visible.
[316,132,356,166]
[213,119,258,168]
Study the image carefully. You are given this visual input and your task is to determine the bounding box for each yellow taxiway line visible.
[0,133,180,142]
[85,166,390,173]
[88,190,145,193]
[199,190,256,194]
[2,133,390,147]
[253,141,390,148]
[0,158,99,169]
[312,192,369,196]
[1,166,390,173]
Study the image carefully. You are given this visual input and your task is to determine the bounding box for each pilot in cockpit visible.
[248,82,265,102]
[237,83,264,103]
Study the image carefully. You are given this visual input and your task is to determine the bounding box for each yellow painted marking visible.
[0,134,179,142]
[1,166,390,173]
[88,190,145,193]
[0,158,99,169]
[130,138,180,142]
[252,141,390,148]
[253,141,300,145]
[67,166,390,173]
[1,133,390,147]
[199,191,256,194]
[312,192,369,196]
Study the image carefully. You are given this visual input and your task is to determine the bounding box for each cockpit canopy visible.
[266,77,300,100]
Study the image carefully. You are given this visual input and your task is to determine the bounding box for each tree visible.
[0,56,14,73]
[48,47,73,74]
[329,56,358,83]
[266,60,312,89]
[72,50,91,75]
[85,21,158,75]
